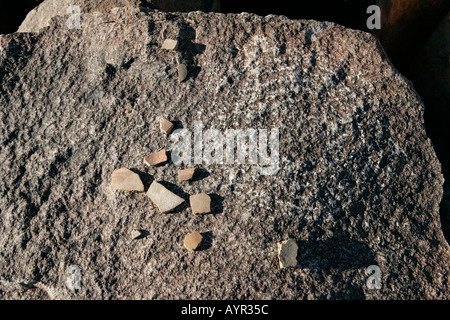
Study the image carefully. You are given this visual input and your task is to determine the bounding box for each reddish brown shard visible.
[111,167,144,192]
[144,149,168,166]
[178,168,196,181]
[184,231,203,251]
[160,118,174,135]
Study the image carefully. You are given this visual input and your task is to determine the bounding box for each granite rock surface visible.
[0,7,448,299]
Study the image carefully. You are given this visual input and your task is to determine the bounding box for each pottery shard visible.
[111,167,145,192]
[184,231,203,251]
[178,168,196,181]
[144,149,168,166]
[177,64,188,82]
[277,239,298,269]
[161,39,179,51]
[190,193,211,215]
[160,118,174,135]
[146,181,185,213]
[131,229,143,240]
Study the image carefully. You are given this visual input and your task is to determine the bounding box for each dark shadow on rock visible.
[209,193,224,215]
[153,161,169,168]
[188,66,202,81]
[121,57,135,70]
[134,229,150,240]
[171,120,184,131]
[297,235,376,271]
[104,63,117,84]
[197,231,213,251]
[159,180,189,198]
[130,168,154,191]
[165,151,174,164]
[147,20,155,33]
[177,22,205,81]
[191,168,210,182]
[304,28,313,50]
[319,285,366,300]
[158,180,189,213]
[194,43,206,54]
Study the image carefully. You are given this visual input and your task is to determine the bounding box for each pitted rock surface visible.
[0,8,449,299]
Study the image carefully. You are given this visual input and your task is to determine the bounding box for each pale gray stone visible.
[146,181,185,213]
[161,39,178,51]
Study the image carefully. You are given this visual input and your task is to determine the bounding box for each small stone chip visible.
[131,229,143,240]
[160,118,174,135]
[146,181,185,213]
[161,39,178,51]
[184,231,203,251]
[178,168,196,181]
[277,239,298,268]
[177,63,188,82]
[144,149,168,166]
[189,193,211,215]
[111,167,145,192]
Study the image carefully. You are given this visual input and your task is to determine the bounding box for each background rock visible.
[0,8,448,299]
[375,0,450,72]
[408,13,450,242]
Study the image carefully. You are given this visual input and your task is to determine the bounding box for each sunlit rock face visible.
[0,7,448,299]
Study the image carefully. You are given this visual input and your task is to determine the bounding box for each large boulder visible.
[0,7,448,299]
